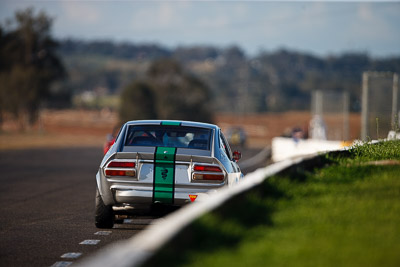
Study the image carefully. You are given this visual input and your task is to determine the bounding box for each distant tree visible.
[119,81,157,123]
[119,59,213,123]
[148,59,213,123]
[0,8,64,129]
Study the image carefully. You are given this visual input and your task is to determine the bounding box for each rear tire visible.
[95,189,114,228]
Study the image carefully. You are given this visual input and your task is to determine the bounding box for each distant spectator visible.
[291,127,304,143]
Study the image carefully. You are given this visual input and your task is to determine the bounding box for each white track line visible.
[79,240,100,245]
[61,252,82,259]
[50,261,73,267]
[94,231,112,236]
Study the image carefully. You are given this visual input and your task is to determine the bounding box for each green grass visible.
[347,140,400,162]
[145,140,400,267]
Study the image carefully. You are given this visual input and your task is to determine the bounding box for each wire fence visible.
[311,90,349,141]
[361,72,399,140]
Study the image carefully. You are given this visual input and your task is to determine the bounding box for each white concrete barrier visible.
[272,137,347,162]
[74,154,320,267]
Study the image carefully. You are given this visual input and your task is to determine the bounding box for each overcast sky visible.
[1,1,399,57]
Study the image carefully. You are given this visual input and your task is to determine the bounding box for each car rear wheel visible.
[95,189,114,228]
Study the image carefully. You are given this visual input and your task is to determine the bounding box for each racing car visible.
[95,120,242,228]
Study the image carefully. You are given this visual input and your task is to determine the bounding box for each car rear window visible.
[124,125,212,150]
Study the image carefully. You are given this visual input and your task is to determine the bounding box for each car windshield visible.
[124,125,212,150]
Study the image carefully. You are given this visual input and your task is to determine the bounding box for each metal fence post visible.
[392,73,399,130]
[361,72,369,140]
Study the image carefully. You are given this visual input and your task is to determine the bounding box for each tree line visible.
[58,39,400,114]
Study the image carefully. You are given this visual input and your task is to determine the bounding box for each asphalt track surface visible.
[0,146,265,267]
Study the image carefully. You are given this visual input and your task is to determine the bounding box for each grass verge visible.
[145,141,400,267]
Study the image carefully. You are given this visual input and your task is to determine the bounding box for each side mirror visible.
[233,150,241,162]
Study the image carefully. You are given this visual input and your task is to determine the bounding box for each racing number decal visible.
[153,147,176,204]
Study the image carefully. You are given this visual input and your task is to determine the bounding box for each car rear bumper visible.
[110,185,219,207]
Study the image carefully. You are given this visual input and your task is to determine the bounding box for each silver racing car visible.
[95,120,243,228]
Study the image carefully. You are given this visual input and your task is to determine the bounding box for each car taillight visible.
[107,161,135,168]
[105,160,136,177]
[193,165,222,172]
[192,164,225,181]
[105,169,136,176]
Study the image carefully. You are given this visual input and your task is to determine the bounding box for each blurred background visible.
[0,1,399,150]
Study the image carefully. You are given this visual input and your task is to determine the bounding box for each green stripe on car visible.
[161,121,181,126]
[153,147,176,204]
